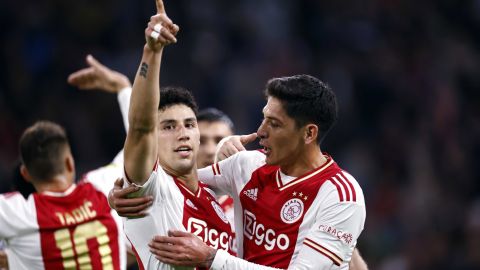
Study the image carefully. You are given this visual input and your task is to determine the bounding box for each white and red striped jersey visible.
[198,150,365,270]
[0,182,124,270]
[123,163,235,270]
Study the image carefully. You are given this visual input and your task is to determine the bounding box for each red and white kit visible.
[0,181,125,270]
[198,150,366,270]
[124,163,235,270]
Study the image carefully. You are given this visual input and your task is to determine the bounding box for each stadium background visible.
[1,0,479,268]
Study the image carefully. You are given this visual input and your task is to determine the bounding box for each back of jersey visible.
[33,182,121,270]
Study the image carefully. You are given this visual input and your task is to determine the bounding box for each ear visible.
[304,124,319,145]
[65,153,75,173]
[20,164,33,183]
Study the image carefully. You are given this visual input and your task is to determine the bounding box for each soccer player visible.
[119,0,234,268]
[148,75,366,269]
[0,121,125,269]
[196,108,235,168]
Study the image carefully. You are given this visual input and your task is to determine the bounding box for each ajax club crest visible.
[280,198,304,224]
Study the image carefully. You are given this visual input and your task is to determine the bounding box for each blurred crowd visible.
[1,0,479,268]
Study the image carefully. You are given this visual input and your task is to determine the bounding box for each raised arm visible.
[123,0,179,184]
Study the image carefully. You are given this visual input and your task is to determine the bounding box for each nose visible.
[178,126,190,141]
[257,121,267,139]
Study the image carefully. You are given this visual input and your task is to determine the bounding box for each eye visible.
[185,121,196,129]
[163,124,175,130]
[269,120,280,128]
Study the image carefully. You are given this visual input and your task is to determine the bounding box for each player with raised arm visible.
[121,0,234,269]
[147,75,366,270]
[0,121,125,270]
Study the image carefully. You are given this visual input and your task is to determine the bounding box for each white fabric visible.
[117,87,132,133]
[123,165,191,270]
[0,193,43,270]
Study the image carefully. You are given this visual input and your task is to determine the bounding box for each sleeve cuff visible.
[117,86,132,100]
[210,249,230,270]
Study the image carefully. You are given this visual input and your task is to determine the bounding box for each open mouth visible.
[260,141,271,155]
[174,146,192,157]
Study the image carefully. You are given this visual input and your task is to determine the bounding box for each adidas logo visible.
[243,188,258,201]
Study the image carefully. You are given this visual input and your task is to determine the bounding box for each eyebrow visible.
[160,118,197,125]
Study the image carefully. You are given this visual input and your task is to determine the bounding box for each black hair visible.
[265,74,338,143]
[19,121,70,181]
[159,86,199,115]
[197,108,234,132]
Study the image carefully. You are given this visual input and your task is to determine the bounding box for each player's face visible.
[257,97,305,168]
[197,121,233,168]
[157,104,200,175]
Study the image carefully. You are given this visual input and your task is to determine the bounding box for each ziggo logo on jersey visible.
[187,217,233,251]
[243,210,289,251]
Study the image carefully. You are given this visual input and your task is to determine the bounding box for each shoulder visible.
[230,150,266,168]
[318,168,365,206]
[0,191,27,205]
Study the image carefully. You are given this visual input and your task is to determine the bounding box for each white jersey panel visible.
[0,193,44,270]
[123,165,190,270]
[198,150,265,258]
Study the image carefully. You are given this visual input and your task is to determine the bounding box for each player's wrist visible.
[203,247,217,268]
[143,44,164,54]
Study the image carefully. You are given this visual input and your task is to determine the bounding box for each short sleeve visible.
[291,184,366,268]
[0,193,37,239]
[198,150,265,197]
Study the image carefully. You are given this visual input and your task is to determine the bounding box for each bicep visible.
[124,128,158,185]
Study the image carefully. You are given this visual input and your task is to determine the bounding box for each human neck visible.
[279,146,327,177]
[33,174,73,194]
[164,167,199,193]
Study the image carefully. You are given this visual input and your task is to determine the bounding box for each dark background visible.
[1,0,480,268]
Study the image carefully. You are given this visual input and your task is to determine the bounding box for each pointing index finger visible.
[155,0,165,14]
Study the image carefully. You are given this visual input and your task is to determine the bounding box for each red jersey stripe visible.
[125,235,145,270]
[339,172,356,202]
[333,176,350,201]
[215,163,221,175]
[304,238,342,266]
[328,178,344,202]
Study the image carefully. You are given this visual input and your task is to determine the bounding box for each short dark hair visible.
[265,74,338,143]
[19,121,70,181]
[197,108,235,132]
[159,86,198,115]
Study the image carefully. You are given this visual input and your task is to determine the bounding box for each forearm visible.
[124,46,163,184]
[128,46,162,132]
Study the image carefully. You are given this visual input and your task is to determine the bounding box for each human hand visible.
[67,55,131,93]
[145,0,180,52]
[214,133,257,162]
[108,178,153,218]
[149,230,217,268]
[0,250,8,270]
